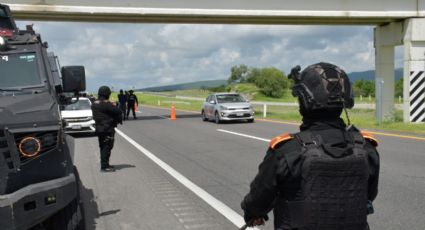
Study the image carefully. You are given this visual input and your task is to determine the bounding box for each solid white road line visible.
[115,128,258,230]
[217,129,270,142]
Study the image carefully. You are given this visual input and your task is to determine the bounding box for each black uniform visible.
[242,63,380,230]
[241,118,380,230]
[118,92,127,120]
[91,99,122,170]
[126,92,138,119]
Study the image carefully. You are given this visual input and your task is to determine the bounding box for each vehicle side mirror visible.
[61,66,86,93]
[209,100,216,104]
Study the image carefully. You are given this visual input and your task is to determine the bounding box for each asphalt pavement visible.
[72,106,425,230]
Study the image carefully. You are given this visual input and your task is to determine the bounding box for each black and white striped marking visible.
[410,71,425,122]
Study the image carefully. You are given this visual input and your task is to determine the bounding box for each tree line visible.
[226,64,290,98]
[208,64,404,99]
[352,78,403,98]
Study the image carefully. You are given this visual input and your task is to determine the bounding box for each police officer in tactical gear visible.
[118,89,127,120]
[241,62,380,230]
[92,86,123,172]
[126,89,139,119]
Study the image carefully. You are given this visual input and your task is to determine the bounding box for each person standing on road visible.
[118,89,128,120]
[126,89,139,119]
[92,86,123,172]
[241,62,380,230]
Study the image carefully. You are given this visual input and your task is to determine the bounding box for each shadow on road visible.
[99,209,121,217]
[80,183,122,230]
[123,113,200,121]
[112,164,136,171]
[123,115,166,121]
[80,183,99,230]
[171,114,201,119]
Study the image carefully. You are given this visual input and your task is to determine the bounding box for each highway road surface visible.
[72,106,425,230]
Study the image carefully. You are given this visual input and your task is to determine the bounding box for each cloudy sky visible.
[16,21,403,92]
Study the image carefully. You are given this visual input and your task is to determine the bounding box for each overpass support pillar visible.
[374,22,402,123]
[403,18,425,123]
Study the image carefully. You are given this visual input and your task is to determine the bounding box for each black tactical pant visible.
[97,131,115,169]
[119,103,127,120]
[127,103,136,118]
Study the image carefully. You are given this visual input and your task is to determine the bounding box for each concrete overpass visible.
[3,0,425,122]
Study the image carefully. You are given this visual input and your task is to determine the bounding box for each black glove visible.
[243,212,269,225]
[243,212,253,224]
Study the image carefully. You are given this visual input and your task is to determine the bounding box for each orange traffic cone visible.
[170,104,176,120]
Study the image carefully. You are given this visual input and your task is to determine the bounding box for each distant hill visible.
[139,79,227,92]
[347,68,403,82]
[139,69,403,92]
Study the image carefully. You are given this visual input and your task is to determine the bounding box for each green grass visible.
[148,89,211,98]
[110,92,425,135]
[253,105,425,135]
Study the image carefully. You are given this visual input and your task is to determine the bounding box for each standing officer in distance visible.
[118,89,127,120]
[126,89,139,119]
[92,86,123,172]
[241,62,380,230]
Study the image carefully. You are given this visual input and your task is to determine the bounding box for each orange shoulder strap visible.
[360,131,379,147]
[269,133,293,150]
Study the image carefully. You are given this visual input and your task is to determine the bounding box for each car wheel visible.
[201,110,208,121]
[214,112,221,124]
[247,118,255,123]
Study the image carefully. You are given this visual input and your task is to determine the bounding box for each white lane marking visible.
[115,128,258,230]
[217,129,270,142]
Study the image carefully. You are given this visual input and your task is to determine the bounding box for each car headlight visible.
[220,105,228,110]
[18,136,42,158]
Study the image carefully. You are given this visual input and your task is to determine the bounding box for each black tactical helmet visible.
[289,62,354,112]
[97,86,111,99]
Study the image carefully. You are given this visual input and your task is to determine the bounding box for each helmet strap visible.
[343,104,351,126]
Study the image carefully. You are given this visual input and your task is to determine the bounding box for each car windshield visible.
[0,53,42,89]
[64,99,91,111]
[216,94,246,103]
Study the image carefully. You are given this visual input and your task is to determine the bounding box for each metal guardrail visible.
[143,93,403,118]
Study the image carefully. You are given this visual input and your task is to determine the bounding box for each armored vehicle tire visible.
[45,167,85,230]
[201,110,208,121]
[47,197,84,230]
[215,112,221,124]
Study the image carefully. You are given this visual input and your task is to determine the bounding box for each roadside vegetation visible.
[107,65,422,135]
[109,92,425,135]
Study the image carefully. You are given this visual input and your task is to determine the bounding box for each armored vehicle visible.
[0,4,85,229]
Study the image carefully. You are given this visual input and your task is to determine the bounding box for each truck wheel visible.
[46,197,84,230]
[47,167,85,230]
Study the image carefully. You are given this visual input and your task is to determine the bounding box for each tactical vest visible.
[128,94,136,104]
[281,130,369,230]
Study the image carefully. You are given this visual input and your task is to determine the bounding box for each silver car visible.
[201,93,255,123]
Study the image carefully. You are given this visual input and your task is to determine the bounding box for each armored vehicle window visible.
[63,99,91,111]
[0,8,13,29]
[0,53,42,88]
[0,7,6,16]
